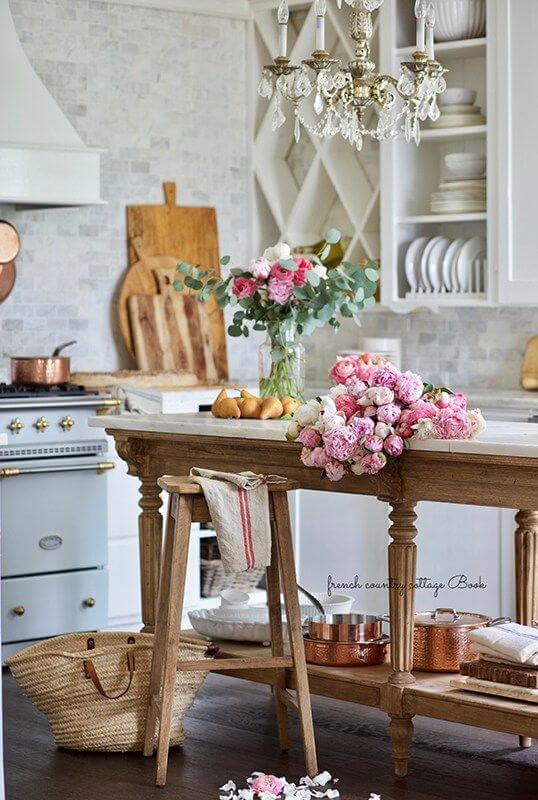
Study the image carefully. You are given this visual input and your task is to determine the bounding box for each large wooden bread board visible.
[128,293,219,382]
[120,182,227,380]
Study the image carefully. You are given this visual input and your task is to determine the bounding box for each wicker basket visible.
[6,631,211,752]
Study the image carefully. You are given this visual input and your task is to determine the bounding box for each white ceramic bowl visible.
[439,88,477,107]
[434,0,486,42]
[444,153,486,179]
[219,588,250,607]
[300,593,355,617]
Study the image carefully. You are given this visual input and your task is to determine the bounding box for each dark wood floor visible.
[4,670,538,800]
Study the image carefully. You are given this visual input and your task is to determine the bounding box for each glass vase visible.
[258,322,305,402]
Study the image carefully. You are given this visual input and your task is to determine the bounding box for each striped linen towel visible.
[189,468,287,573]
[468,622,538,665]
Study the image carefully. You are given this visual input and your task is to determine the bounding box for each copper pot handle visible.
[432,608,459,621]
[488,616,511,627]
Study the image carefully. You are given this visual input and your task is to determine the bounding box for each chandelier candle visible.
[258,0,447,150]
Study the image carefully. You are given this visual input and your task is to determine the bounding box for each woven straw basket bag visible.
[6,631,212,752]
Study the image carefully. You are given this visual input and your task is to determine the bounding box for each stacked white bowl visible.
[430,88,485,129]
[434,0,486,42]
[431,152,486,214]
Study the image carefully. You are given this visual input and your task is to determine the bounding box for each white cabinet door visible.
[497,0,538,304]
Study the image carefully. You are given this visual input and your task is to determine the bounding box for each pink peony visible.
[377,403,402,425]
[360,452,388,475]
[323,426,359,461]
[330,356,359,386]
[373,364,399,390]
[268,277,293,305]
[375,422,392,439]
[232,276,257,299]
[433,405,471,440]
[397,400,438,438]
[395,371,424,404]
[325,460,347,482]
[297,426,322,449]
[450,392,468,411]
[363,435,384,453]
[270,262,293,281]
[251,774,284,797]
[467,408,486,438]
[335,393,359,420]
[362,405,377,418]
[345,376,368,398]
[355,354,387,384]
[349,415,375,437]
[301,446,329,469]
[248,257,272,279]
[292,257,313,286]
[384,433,404,457]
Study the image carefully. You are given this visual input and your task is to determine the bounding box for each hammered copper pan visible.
[303,634,389,667]
[306,613,384,643]
[11,341,77,386]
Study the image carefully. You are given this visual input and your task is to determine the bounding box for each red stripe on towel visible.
[238,487,255,569]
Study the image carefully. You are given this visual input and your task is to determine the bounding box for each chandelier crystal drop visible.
[258,0,447,151]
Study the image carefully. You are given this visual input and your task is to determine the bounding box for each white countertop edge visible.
[90,414,538,458]
[0,434,7,446]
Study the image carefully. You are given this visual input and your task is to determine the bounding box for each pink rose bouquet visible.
[174,231,380,401]
[287,353,486,481]
[219,770,342,800]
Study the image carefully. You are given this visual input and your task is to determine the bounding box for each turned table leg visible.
[387,500,418,776]
[139,475,164,633]
[515,510,538,748]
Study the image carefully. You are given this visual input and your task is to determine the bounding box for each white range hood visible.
[0,0,103,206]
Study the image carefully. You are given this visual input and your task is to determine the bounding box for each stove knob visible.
[34,416,50,433]
[8,418,24,434]
[83,597,96,608]
[60,415,75,431]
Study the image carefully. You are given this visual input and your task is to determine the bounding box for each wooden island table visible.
[90,413,538,776]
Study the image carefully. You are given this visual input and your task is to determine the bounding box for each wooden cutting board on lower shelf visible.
[128,293,219,382]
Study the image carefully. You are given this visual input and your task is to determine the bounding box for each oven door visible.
[1,456,113,577]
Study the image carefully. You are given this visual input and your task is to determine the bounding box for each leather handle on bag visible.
[83,651,135,700]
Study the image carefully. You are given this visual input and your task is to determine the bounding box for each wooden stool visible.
[144,475,318,787]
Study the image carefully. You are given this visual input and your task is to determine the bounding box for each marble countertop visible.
[90,413,538,459]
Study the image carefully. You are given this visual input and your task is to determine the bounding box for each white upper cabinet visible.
[496,0,538,304]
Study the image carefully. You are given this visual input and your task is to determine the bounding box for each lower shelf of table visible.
[184,632,538,739]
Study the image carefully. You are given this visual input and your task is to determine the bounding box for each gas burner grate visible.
[0,383,98,399]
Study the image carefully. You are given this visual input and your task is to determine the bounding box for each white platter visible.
[420,236,444,292]
[429,114,486,128]
[426,236,451,293]
[455,236,487,292]
[404,237,429,293]
[431,199,487,213]
[188,608,278,642]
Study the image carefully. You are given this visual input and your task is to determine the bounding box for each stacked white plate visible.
[404,235,487,296]
[431,152,487,214]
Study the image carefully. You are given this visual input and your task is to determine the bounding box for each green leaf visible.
[227,324,243,337]
[320,244,331,261]
[177,262,191,275]
[184,276,203,290]
[365,267,379,282]
[306,270,320,287]
[253,322,267,331]
[363,296,376,309]
[242,325,249,337]
[324,228,341,244]
[230,267,245,276]
[220,255,231,266]
[207,278,218,287]
[172,280,184,291]
[355,287,365,302]
[217,294,229,308]
[279,258,298,271]
[293,286,311,300]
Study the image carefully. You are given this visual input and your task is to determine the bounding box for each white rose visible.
[375,422,392,439]
[313,262,328,279]
[293,399,321,427]
[263,242,292,262]
[329,384,348,399]
[359,386,394,407]
[414,418,435,440]
[321,411,346,433]
[286,419,301,441]
[321,395,337,415]
[467,408,486,438]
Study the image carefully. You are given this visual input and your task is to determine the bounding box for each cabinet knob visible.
[34,416,49,433]
[60,415,75,431]
[83,597,96,608]
[8,418,24,434]
[12,605,25,616]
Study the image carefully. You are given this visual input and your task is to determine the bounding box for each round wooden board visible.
[0,261,16,304]
[117,255,179,356]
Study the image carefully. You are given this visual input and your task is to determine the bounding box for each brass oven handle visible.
[12,606,25,616]
[0,462,116,478]
[96,398,122,416]
[8,418,24,434]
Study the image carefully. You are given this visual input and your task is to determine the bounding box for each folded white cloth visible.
[189,468,287,574]
[469,642,538,667]
[451,675,538,703]
[468,622,538,665]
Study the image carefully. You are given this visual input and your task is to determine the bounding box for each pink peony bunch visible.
[231,251,317,309]
[287,353,486,482]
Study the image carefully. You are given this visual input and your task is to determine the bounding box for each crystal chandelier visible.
[258,0,448,150]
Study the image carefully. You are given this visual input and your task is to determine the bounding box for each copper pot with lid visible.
[411,608,510,673]
[11,341,77,387]
[305,613,384,643]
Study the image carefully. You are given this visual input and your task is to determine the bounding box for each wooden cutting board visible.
[128,293,219,382]
[120,182,228,380]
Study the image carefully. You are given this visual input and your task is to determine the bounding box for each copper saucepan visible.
[0,221,20,265]
[303,634,389,667]
[306,613,385,643]
[11,341,77,386]
[382,608,510,673]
